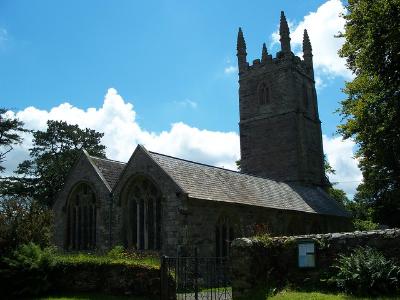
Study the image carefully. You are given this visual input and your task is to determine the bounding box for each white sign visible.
[298,242,315,268]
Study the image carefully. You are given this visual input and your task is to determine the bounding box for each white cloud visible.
[323,135,362,197]
[224,65,238,74]
[3,88,239,174]
[174,98,198,109]
[3,88,361,197]
[271,0,353,86]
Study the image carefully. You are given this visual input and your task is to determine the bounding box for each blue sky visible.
[0,0,362,196]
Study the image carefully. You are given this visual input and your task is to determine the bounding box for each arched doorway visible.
[65,182,97,250]
[122,176,162,250]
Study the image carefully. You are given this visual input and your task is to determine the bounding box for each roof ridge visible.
[148,150,242,172]
[89,155,126,165]
[148,150,279,182]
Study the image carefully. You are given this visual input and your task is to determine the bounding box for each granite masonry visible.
[230,229,400,298]
[52,11,351,257]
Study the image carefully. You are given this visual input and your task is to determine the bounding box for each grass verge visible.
[269,290,400,300]
[53,252,160,268]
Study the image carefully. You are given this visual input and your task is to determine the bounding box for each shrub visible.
[330,247,400,296]
[54,250,160,268]
[0,244,161,297]
[353,219,379,231]
[106,245,126,259]
[0,196,52,256]
[0,242,55,296]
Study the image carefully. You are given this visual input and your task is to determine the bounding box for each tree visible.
[235,159,241,171]
[5,120,106,207]
[325,156,378,230]
[338,0,400,227]
[0,109,27,173]
[324,155,350,207]
[0,196,52,256]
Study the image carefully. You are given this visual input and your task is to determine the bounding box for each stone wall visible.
[112,147,184,256]
[50,263,174,299]
[53,153,111,252]
[231,229,400,299]
[184,198,350,257]
[239,50,325,186]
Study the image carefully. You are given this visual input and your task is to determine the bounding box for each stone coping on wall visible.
[267,228,399,241]
[232,228,400,247]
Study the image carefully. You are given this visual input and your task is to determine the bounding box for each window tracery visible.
[125,177,161,250]
[66,183,97,250]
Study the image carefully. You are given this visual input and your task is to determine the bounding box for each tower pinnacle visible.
[237,27,247,73]
[303,29,314,78]
[303,29,312,57]
[261,43,268,63]
[279,11,291,53]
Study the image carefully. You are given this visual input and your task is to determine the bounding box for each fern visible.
[330,247,400,296]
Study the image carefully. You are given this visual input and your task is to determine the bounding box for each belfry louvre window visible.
[66,183,97,250]
[258,82,270,106]
[215,216,235,257]
[125,177,161,250]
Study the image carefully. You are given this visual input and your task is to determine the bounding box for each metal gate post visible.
[160,255,168,300]
[194,248,199,300]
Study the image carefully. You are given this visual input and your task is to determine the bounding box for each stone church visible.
[53,12,351,257]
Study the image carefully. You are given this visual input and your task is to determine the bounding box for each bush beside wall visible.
[50,262,162,297]
[0,245,174,299]
[231,229,400,299]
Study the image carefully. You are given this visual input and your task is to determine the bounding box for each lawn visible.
[269,290,400,300]
[37,290,400,300]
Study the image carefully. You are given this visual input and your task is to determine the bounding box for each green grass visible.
[36,290,400,300]
[53,252,160,268]
[269,290,400,300]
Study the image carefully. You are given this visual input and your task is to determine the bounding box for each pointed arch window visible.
[258,82,270,106]
[215,215,235,257]
[124,177,161,250]
[66,183,97,250]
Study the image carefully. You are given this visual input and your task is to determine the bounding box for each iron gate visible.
[160,251,232,300]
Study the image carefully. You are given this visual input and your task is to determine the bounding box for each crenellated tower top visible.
[237,11,325,186]
[236,16,314,78]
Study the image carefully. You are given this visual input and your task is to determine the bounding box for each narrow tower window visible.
[258,82,270,106]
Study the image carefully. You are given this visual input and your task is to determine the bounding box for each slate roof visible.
[149,151,350,218]
[89,156,126,189]
[87,148,350,218]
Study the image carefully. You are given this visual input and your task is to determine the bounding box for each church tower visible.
[238,11,325,186]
